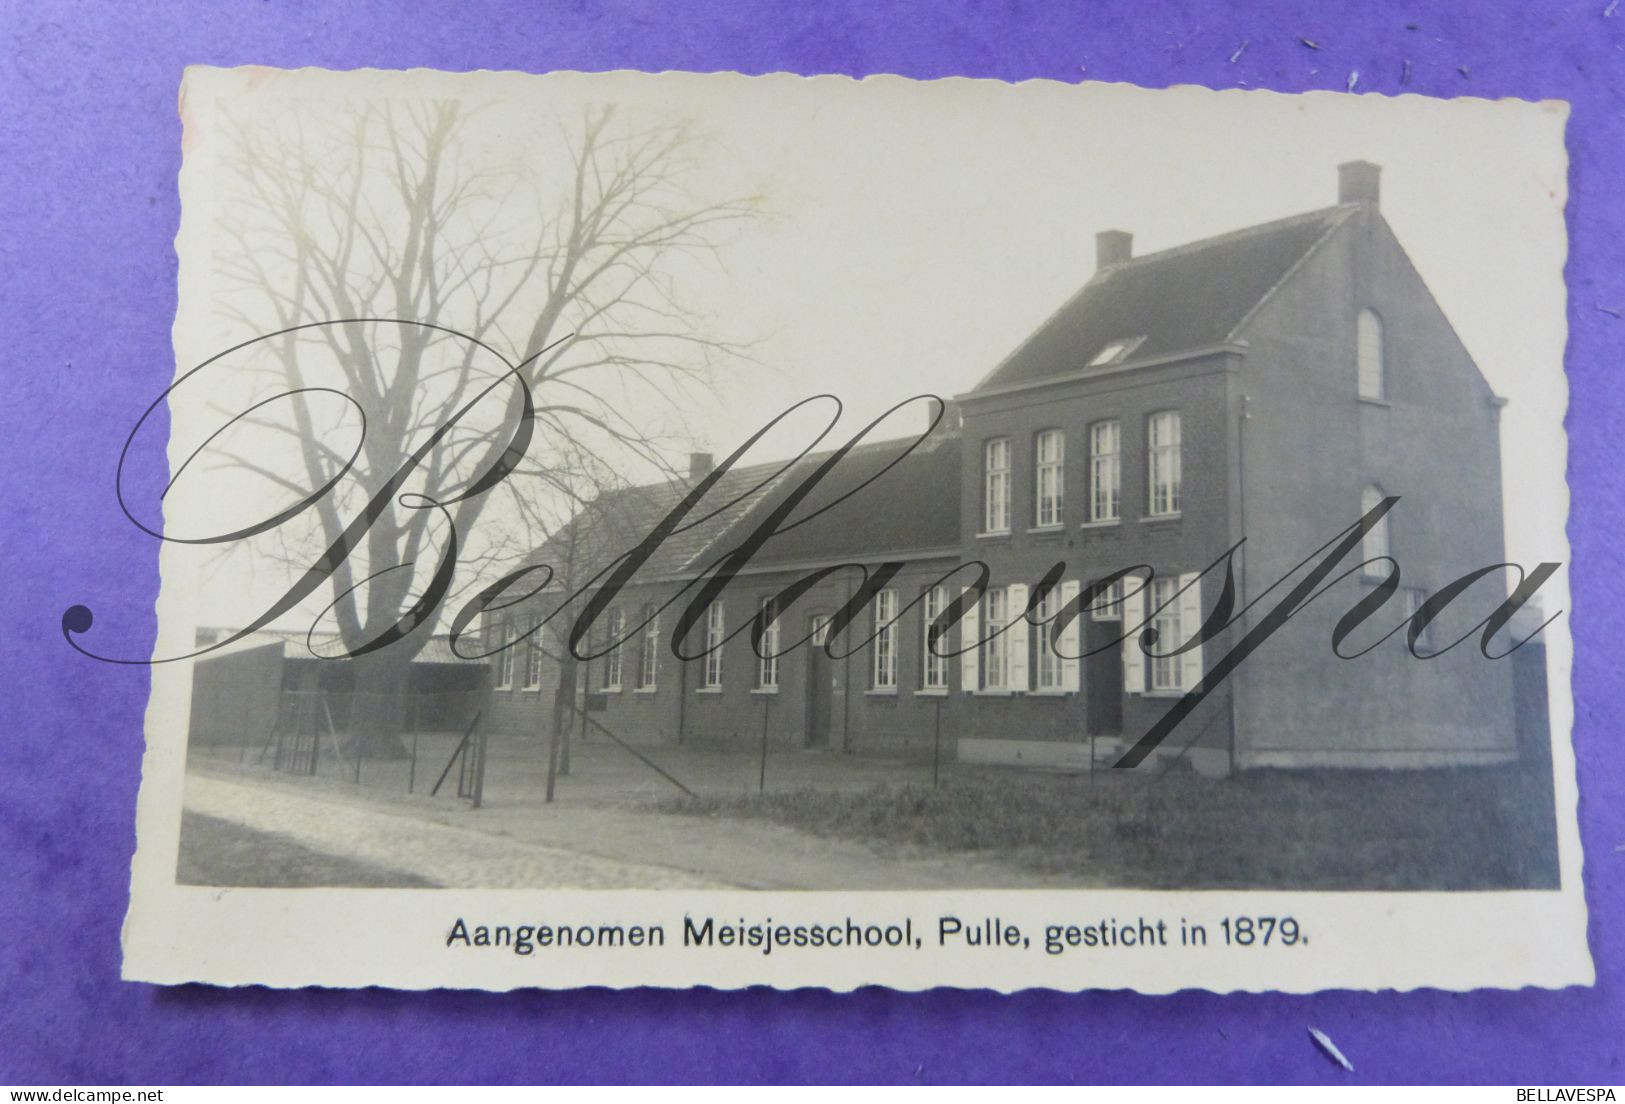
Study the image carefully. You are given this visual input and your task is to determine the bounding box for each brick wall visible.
[1230,206,1519,766]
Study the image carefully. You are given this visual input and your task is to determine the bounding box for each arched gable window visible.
[1361,484,1391,574]
[1357,309,1385,400]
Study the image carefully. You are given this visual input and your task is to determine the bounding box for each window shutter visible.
[961,586,980,693]
[1178,572,1204,692]
[1122,583,1146,694]
[1059,580,1081,693]
[1006,583,1029,692]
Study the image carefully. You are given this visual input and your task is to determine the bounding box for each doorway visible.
[1085,617,1124,734]
[804,615,833,748]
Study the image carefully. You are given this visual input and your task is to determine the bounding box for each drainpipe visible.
[1230,386,1251,777]
[677,630,688,744]
[842,572,855,753]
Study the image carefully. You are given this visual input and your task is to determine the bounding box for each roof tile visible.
[975,206,1353,391]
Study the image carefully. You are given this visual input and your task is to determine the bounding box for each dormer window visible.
[1088,335,1146,368]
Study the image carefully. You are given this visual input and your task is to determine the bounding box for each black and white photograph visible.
[116,67,1587,993]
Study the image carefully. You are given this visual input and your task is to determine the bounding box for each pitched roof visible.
[716,433,962,568]
[195,629,486,665]
[534,431,963,585]
[973,205,1355,391]
[531,459,794,585]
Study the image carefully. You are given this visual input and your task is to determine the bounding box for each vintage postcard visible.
[111,66,1587,992]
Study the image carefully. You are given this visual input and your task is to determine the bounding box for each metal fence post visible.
[348,696,361,784]
[408,727,419,794]
[932,697,943,789]
[758,694,771,792]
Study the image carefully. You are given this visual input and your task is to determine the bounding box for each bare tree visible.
[206,97,757,752]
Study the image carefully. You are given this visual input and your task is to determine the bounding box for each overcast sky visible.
[532,72,1568,572]
[177,68,1569,630]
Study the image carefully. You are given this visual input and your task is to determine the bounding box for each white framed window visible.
[1362,484,1390,576]
[1034,430,1064,527]
[921,585,950,690]
[1149,578,1184,692]
[982,587,1009,690]
[1123,573,1203,695]
[1400,586,1431,648]
[872,589,898,690]
[959,585,1026,693]
[1090,577,1127,621]
[522,620,544,690]
[1089,419,1121,523]
[1148,411,1182,517]
[637,605,659,690]
[983,437,1011,533]
[599,607,624,690]
[756,597,780,690]
[960,585,1027,693]
[494,621,515,690]
[1358,308,1385,400]
[1034,587,1063,691]
[702,600,725,689]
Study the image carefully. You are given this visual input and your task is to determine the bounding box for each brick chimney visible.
[688,451,714,479]
[1338,160,1381,207]
[1096,229,1133,268]
[927,397,960,432]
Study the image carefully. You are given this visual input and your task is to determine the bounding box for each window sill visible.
[522,684,543,693]
[1142,689,1189,699]
[1028,688,1073,697]
[696,687,722,695]
[495,684,514,692]
[750,687,779,695]
[1142,512,1182,524]
[973,689,1015,697]
[865,687,899,697]
[1079,518,1120,530]
[915,688,950,697]
[1027,524,1065,535]
[633,686,658,695]
[601,685,622,694]
[975,530,1012,540]
[1358,396,1391,408]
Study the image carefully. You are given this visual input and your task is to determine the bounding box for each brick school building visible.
[483,163,1538,775]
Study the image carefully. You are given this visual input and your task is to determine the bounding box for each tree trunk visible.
[347,648,414,759]
[546,652,578,802]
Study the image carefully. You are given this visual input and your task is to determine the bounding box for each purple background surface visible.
[2,0,1621,1085]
